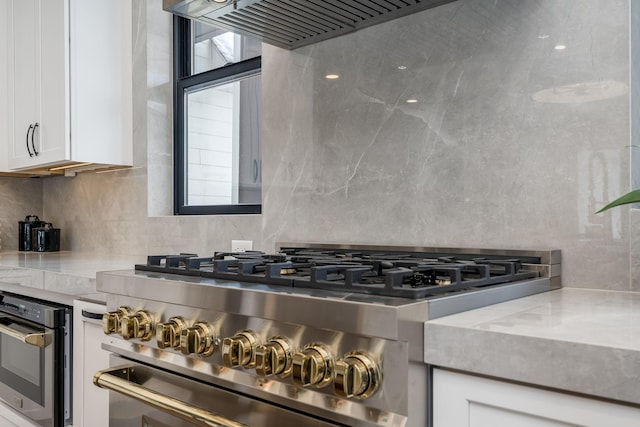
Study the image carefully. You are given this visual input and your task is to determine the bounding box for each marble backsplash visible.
[260,0,632,289]
[0,177,43,251]
[0,0,635,290]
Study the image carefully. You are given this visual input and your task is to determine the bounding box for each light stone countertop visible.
[0,251,144,305]
[424,288,640,405]
[0,251,145,277]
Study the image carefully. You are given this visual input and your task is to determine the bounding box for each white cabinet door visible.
[433,369,640,427]
[73,300,109,427]
[69,0,132,167]
[0,401,40,427]
[7,0,68,170]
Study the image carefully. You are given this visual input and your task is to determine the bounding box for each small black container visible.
[32,223,61,252]
[18,215,45,251]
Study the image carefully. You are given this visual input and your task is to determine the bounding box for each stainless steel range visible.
[94,243,560,427]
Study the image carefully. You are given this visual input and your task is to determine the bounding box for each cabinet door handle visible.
[253,159,259,183]
[81,310,104,320]
[26,124,34,157]
[31,123,39,156]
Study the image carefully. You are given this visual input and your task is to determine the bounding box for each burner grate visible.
[134,250,543,299]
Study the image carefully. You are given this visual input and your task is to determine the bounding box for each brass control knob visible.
[156,317,187,349]
[221,330,260,368]
[180,322,217,357]
[255,337,294,377]
[292,343,334,388]
[334,351,382,399]
[102,306,133,335]
[121,310,154,341]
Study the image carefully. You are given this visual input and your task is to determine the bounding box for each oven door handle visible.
[0,323,51,348]
[94,367,248,427]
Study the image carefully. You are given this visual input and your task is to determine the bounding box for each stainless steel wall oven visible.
[0,291,71,426]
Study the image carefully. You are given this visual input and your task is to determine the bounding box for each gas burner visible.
[135,248,547,300]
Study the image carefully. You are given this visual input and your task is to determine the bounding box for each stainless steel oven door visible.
[95,355,344,427]
[0,313,54,425]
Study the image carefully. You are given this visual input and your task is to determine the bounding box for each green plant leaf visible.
[595,189,640,213]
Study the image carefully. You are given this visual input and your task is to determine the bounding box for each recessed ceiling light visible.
[538,34,550,39]
[406,99,418,104]
[398,65,407,70]
[325,74,339,79]
[554,44,566,50]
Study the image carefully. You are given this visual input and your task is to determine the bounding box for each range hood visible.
[163,0,456,50]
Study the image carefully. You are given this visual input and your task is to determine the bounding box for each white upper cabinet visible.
[6,0,132,172]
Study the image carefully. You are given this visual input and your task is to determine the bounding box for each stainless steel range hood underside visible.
[163,0,456,50]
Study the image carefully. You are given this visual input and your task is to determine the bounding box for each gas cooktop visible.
[99,243,560,427]
[134,244,560,300]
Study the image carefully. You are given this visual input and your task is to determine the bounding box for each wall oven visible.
[0,291,71,426]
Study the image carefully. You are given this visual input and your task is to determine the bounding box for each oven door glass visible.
[0,315,49,406]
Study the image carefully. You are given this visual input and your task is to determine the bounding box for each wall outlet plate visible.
[231,240,253,252]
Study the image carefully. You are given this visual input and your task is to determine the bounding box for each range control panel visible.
[103,305,384,400]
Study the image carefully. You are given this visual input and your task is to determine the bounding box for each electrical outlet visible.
[231,240,253,252]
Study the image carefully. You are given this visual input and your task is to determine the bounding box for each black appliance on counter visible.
[32,224,61,253]
[96,243,560,427]
[0,292,72,426]
[18,216,45,251]
[18,216,60,252]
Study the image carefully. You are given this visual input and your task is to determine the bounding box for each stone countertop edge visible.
[0,280,105,306]
[0,251,145,305]
[424,288,640,406]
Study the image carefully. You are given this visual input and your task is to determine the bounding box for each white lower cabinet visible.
[0,401,40,427]
[73,300,109,427]
[433,368,640,427]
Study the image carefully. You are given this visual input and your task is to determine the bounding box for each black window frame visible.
[173,16,262,216]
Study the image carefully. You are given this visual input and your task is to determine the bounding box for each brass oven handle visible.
[0,323,51,348]
[93,368,247,427]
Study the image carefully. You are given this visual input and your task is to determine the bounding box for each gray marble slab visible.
[424,288,640,404]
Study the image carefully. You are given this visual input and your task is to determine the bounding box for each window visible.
[174,17,262,215]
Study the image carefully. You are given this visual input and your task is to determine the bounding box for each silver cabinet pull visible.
[0,323,50,348]
[93,367,248,427]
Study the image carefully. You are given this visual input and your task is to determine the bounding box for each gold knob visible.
[334,351,382,399]
[255,337,293,377]
[156,317,187,349]
[102,306,133,335]
[292,343,334,388]
[121,310,154,341]
[221,330,259,368]
[180,322,216,356]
